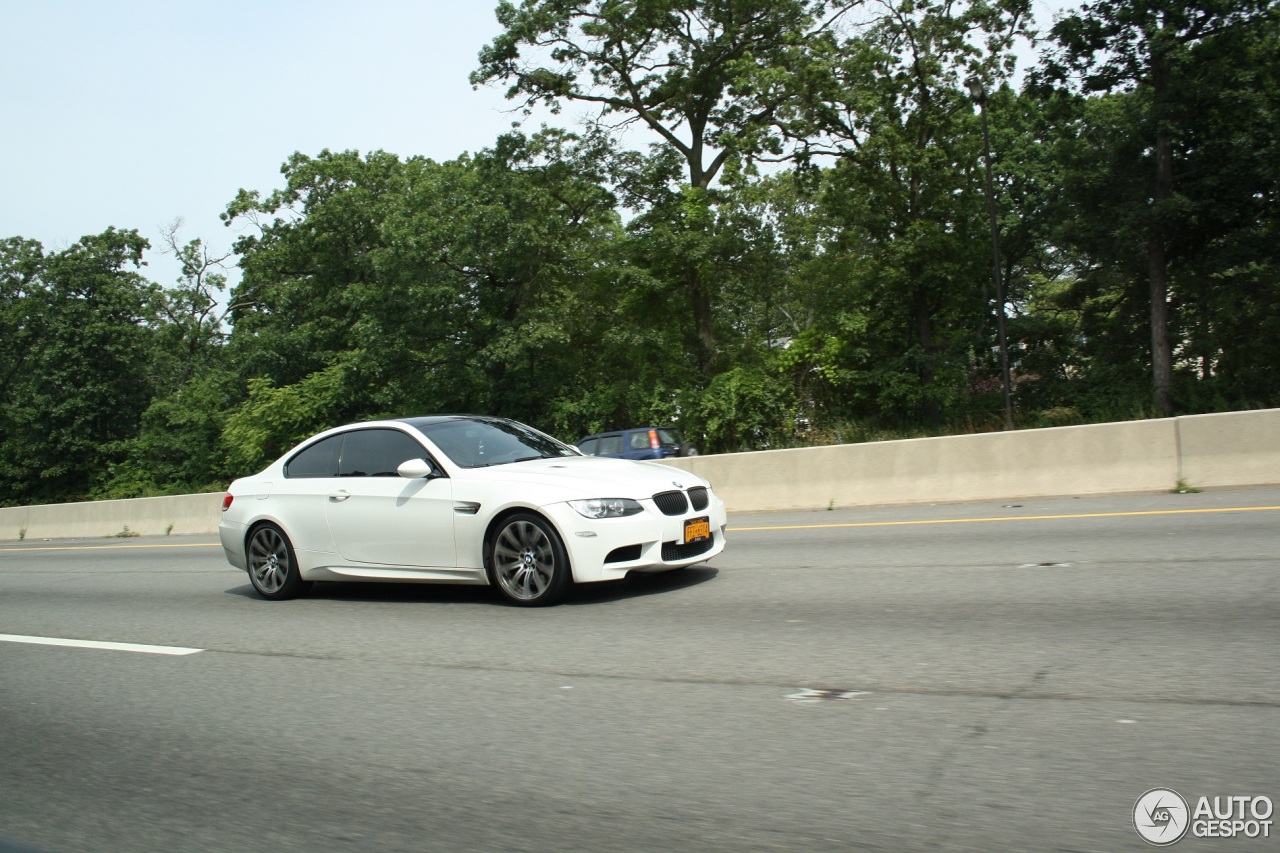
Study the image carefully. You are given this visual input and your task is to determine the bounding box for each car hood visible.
[457,456,704,499]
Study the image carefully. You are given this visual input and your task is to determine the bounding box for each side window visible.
[598,434,624,455]
[579,438,599,456]
[338,429,429,477]
[629,431,650,450]
[285,435,342,479]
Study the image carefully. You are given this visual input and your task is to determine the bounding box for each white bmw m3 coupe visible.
[219,415,727,605]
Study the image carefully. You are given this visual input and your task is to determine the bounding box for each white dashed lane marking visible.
[0,634,203,656]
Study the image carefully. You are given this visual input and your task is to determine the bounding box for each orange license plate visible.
[684,516,711,543]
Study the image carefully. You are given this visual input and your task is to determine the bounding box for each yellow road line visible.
[729,505,1280,532]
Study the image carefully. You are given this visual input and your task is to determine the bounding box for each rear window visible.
[285,435,342,478]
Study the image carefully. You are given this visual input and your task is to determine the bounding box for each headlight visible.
[569,498,643,519]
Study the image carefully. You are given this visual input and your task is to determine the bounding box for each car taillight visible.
[222,494,233,512]
[649,429,660,449]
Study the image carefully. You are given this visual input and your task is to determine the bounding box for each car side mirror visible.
[397,458,437,479]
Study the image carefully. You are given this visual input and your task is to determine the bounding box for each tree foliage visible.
[2,0,1277,507]
[1040,0,1279,414]
[473,0,847,369]
[0,230,161,504]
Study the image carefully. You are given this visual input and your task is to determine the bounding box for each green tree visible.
[0,230,161,505]
[222,148,409,400]
[101,368,243,498]
[1043,0,1278,415]
[370,130,625,428]
[1160,14,1280,408]
[473,0,838,370]
[219,133,628,470]
[150,220,241,390]
[786,0,1032,424]
[0,238,45,413]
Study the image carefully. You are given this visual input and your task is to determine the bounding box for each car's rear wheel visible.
[487,513,571,606]
[246,523,312,601]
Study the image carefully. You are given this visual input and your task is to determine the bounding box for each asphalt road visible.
[1,487,1277,852]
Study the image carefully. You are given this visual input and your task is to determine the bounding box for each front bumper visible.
[545,493,728,584]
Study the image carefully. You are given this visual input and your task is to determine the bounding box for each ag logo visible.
[1134,788,1191,845]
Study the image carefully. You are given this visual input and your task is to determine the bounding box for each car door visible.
[323,428,457,568]
[276,433,345,555]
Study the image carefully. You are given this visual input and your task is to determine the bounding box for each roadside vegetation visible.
[2,0,1277,506]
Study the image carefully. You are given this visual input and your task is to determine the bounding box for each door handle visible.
[329,490,351,502]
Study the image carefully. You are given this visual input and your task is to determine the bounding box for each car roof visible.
[398,414,511,429]
[579,426,680,439]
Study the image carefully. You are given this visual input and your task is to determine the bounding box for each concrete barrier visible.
[1175,409,1280,488]
[0,493,225,542]
[1,409,1277,539]
[661,417,1185,511]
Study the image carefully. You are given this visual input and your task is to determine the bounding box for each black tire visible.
[486,512,572,606]
[246,523,312,601]
[679,444,699,457]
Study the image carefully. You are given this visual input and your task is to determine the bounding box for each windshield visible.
[415,418,580,469]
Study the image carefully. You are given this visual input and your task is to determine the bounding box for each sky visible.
[0,1,547,289]
[1,1,1069,292]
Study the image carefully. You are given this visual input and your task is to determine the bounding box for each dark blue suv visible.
[576,427,698,460]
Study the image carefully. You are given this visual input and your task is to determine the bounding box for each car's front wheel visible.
[486,513,571,606]
[246,523,312,601]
